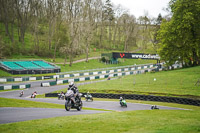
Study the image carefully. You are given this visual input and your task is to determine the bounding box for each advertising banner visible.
[112,52,160,60]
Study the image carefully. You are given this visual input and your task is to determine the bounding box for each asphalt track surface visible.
[0,80,186,124]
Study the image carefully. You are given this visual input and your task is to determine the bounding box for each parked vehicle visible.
[65,90,83,111]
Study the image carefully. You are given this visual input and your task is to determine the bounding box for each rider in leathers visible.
[68,82,80,102]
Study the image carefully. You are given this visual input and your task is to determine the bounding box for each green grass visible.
[78,66,200,99]
[0,97,63,108]
[58,59,156,72]
[0,70,13,77]
[0,106,200,133]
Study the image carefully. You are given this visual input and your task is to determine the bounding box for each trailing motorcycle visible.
[58,92,65,100]
[84,93,93,102]
[65,90,83,111]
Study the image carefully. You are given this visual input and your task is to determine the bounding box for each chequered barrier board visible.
[0,64,157,82]
[41,68,153,87]
[0,84,31,90]
[41,63,183,87]
[0,63,182,90]
[45,92,200,106]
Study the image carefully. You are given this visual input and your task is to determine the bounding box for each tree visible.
[119,13,136,52]
[112,5,128,49]
[0,0,15,43]
[156,13,163,25]
[81,0,97,62]
[64,0,82,67]
[103,0,114,42]
[158,0,200,66]
[14,0,32,45]
[137,13,151,50]
[150,13,163,52]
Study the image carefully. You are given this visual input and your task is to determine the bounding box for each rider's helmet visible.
[69,82,74,88]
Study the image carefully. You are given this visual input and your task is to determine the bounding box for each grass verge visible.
[0,105,199,133]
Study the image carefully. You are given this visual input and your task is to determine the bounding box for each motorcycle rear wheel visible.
[77,101,83,111]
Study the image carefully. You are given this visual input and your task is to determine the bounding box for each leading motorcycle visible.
[65,90,83,111]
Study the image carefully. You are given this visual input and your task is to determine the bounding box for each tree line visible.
[1,0,197,67]
[0,0,162,66]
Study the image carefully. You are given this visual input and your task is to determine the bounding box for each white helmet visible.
[69,82,74,88]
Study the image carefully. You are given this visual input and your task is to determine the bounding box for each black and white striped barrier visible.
[0,84,31,90]
[41,63,183,87]
[41,68,154,87]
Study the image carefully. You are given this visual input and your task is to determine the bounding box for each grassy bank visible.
[59,59,156,72]
[78,66,200,99]
[0,97,63,109]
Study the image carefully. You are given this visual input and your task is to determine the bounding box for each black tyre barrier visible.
[45,93,200,106]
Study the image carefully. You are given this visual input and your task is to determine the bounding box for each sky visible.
[111,0,171,18]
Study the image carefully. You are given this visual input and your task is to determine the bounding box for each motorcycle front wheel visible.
[65,101,71,111]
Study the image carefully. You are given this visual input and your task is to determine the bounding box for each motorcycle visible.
[19,92,24,97]
[84,93,93,101]
[31,92,37,98]
[151,105,159,110]
[58,93,65,100]
[120,99,127,107]
[65,90,83,111]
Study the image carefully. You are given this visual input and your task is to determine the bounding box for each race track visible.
[0,80,186,124]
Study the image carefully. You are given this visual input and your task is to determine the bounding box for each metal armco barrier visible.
[45,93,200,106]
